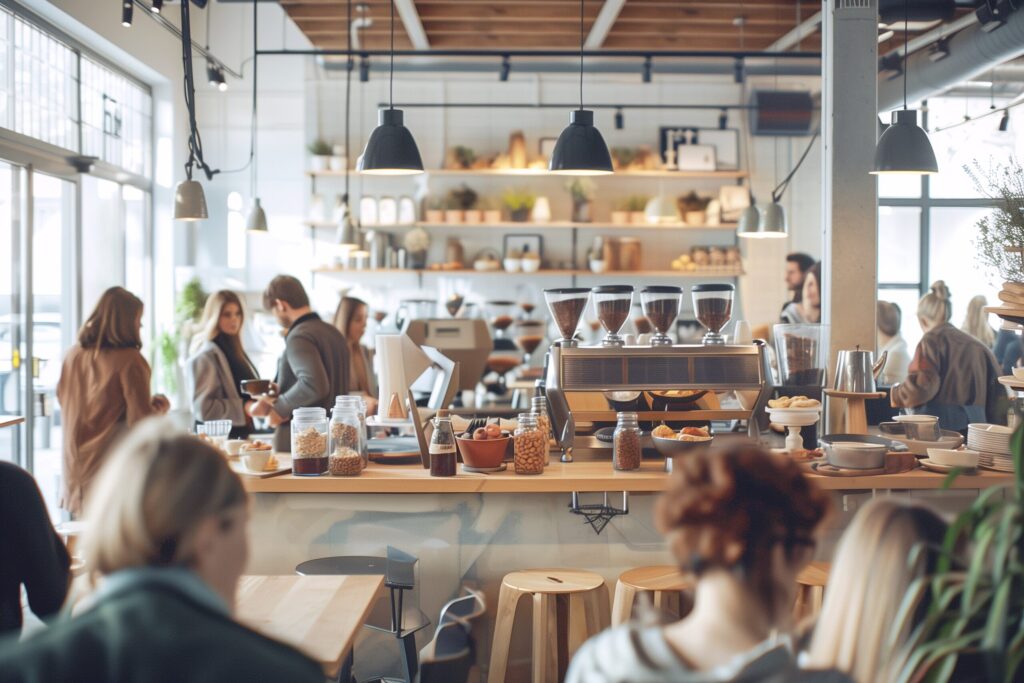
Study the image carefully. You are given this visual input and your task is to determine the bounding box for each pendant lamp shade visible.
[871,109,938,175]
[174,179,208,221]
[549,109,613,176]
[247,197,268,232]
[738,203,760,237]
[759,201,787,237]
[358,109,424,176]
[336,196,360,246]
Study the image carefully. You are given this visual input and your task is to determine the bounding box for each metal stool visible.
[611,565,694,626]
[487,569,607,683]
[794,561,831,621]
[296,546,430,683]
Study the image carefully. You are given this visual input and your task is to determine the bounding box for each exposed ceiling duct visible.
[878,5,1024,111]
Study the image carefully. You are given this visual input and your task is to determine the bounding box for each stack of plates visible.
[966,423,1015,472]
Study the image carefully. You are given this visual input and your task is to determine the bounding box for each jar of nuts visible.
[329,447,363,476]
[330,400,363,467]
[291,407,328,476]
[334,395,368,467]
[613,412,641,471]
[530,395,552,466]
[514,413,546,475]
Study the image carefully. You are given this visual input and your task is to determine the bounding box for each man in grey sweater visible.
[250,275,349,452]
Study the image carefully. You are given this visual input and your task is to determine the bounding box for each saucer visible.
[920,458,976,475]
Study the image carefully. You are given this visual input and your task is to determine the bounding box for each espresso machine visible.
[542,285,773,463]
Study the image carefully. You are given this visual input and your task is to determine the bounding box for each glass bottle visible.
[530,395,552,466]
[330,399,362,465]
[514,413,545,475]
[291,407,328,476]
[429,409,457,477]
[335,395,368,467]
[613,412,642,471]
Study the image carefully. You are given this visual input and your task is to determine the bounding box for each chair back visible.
[417,621,473,683]
[386,545,417,590]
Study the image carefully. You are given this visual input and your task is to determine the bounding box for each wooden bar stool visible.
[487,569,607,683]
[611,565,694,626]
[794,561,831,621]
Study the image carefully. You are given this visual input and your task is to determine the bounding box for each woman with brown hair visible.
[333,295,378,414]
[187,290,258,438]
[56,287,168,516]
[0,419,322,681]
[566,444,837,682]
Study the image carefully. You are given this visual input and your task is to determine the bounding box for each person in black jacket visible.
[0,461,70,634]
[0,420,322,683]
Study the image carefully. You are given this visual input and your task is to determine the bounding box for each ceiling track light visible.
[549,0,613,176]
[150,0,162,14]
[718,108,728,130]
[733,57,744,84]
[642,56,652,83]
[359,56,370,82]
[357,0,424,175]
[871,0,938,176]
[499,55,510,82]
[614,108,624,130]
[207,61,227,92]
[122,0,133,27]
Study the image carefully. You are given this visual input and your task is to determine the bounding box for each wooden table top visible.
[235,574,384,677]
[242,459,1014,494]
[0,415,25,429]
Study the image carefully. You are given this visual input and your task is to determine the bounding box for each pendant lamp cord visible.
[345,0,352,198]
[181,0,218,181]
[579,0,584,110]
[771,130,819,203]
[251,0,257,197]
[902,0,908,110]
[389,0,394,110]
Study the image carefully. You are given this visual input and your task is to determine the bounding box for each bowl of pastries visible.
[241,440,276,472]
[651,424,713,458]
[766,395,822,427]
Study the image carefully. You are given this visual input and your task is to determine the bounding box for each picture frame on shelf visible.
[658,127,740,170]
[676,144,717,172]
[503,233,543,260]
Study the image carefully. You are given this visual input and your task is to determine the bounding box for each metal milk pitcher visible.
[833,346,888,393]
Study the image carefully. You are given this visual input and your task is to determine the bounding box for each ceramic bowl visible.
[242,450,271,472]
[456,435,511,469]
[926,448,979,468]
[225,439,247,456]
[521,258,541,273]
[503,258,522,273]
[651,434,713,458]
[823,441,887,470]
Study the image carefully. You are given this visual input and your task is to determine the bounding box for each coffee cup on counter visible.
[241,379,273,396]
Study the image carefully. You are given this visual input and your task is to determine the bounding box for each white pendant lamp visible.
[246,0,268,232]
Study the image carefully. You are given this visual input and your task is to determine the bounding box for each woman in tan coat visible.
[332,296,378,415]
[56,287,169,515]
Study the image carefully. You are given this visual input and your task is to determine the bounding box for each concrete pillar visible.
[821,0,879,428]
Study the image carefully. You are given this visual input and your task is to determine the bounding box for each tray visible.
[368,436,424,463]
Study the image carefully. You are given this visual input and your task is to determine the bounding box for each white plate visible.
[926,448,979,468]
[920,459,976,474]
[967,423,1013,435]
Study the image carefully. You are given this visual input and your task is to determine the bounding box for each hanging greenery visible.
[968,158,1024,283]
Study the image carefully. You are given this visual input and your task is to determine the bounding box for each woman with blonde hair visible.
[891,281,1004,433]
[333,295,378,414]
[0,419,323,681]
[960,294,995,347]
[187,290,258,438]
[566,445,839,682]
[804,498,947,682]
[57,287,169,516]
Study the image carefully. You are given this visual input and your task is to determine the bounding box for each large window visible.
[81,56,152,177]
[876,97,1015,349]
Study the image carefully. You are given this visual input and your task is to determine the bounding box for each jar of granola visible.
[613,412,641,471]
[291,407,328,476]
[514,413,546,475]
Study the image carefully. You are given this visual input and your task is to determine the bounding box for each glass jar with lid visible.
[291,407,328,476]
[333,395,367,467]
[429,409,457,477]
[530,395,552,466]
[613,412,642,471]
[514,413,546,475]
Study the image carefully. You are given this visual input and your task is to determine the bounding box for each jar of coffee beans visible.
[613,412,641,471]
[514,413,546,475]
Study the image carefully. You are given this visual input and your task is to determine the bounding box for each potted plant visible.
[889,422,1024,682]
[308,139,332,172]
[502,188,536,223]
[446,185,478,224]
[480,198,502,224]
[611,147,638,172]
[677,191,712,226]
[626,195,649,224]
[403,226,430,269]
[566,178,596,223]
[424,197,444,224]
[967,158,1024,284]
[610,199,630,225]
[450,145,477,170]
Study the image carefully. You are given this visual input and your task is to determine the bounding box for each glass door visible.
[0,161,22,464]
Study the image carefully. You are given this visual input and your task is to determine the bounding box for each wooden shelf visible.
[312,267,742,278]
[307,168,748,180]
[306,220,737,232]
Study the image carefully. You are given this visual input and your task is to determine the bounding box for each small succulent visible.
[307,138,332,156]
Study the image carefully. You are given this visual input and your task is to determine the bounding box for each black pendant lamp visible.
[357,1,423,175]
[871,0,938,175]
[549,0,612,176]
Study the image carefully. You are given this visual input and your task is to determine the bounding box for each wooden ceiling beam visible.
[585,0,627,49]
[395,0,430,49]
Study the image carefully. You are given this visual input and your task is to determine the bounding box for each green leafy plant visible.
[624,195,649,212]
[156,330,180,395]
[452,145,476,169]
[501,188,536,212]
[565,178,595,204]
[447,184,478,211]
[892,421,1024,682]
[307,138,332,156]
[967,158,1024,283]
[678,191,712,212]
[611,147,637,168]
[175,277,208,325]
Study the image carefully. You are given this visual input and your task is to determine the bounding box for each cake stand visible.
[767,407,822,453]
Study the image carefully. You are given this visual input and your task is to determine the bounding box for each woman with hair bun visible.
[566,445,842,682]
[891,281,1004,433]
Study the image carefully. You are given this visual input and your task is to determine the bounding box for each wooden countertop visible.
[243,459,1014,494]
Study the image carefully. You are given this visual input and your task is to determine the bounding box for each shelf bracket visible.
[568,491,629,535]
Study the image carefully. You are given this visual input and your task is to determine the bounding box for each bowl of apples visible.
[456,422,512,469]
